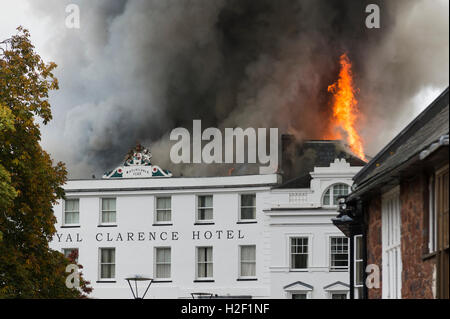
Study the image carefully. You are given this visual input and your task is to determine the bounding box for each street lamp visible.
[125,275,153,299]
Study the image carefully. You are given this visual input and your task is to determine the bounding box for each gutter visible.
[419,135,449,160]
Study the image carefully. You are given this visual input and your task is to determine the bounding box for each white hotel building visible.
[50,142,363,299]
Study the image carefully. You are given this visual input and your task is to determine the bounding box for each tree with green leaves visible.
[0,27,91,298]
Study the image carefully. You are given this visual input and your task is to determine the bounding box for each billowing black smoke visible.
[27,0,448,177]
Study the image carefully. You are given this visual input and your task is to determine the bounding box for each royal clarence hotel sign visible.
[55,229,246,243]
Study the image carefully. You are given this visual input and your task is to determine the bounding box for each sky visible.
[1,0,448,178]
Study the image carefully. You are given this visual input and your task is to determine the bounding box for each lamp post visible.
[125,275,153,299]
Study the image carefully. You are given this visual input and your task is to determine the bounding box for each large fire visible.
[327,53,367,161]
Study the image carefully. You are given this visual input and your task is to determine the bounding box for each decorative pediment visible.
[103,144,172,179]
[323,281,350,291]
[283,281,313,292]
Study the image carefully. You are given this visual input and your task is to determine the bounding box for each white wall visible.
[51,174,278,299]
[50,159,362,299]
[266,210,350,299]
[265,159,363,299]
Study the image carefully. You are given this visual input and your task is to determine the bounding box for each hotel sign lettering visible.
[122,166,152,178]
[55,229,246,243]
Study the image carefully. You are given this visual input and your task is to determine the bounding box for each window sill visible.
[61,225,80,228]
[194,222,215,226]
[194,279,215,283]
[289,269,309,272]
[237,278,258,281]
[98,224,118,228]
[329,269,349,272]
[152,279,172,283]
[422,251,437,261]
[237,220,257,224]
[96,280,116,283]
[152,223,173,227]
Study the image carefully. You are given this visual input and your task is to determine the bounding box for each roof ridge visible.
[353,87,449,182]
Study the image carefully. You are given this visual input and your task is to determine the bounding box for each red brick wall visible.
[365,174,436,299]
[366,196,383,299]
[400,174,435,299]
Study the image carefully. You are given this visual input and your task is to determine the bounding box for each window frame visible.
[329,236,349,272]
[381,186,402,299]
[195,246,213,280]
[98,247,116,281]
[329,291,349,299]
[99,197,117,226]
[239,193,257,222]
[63,198,80,226]
[154,247,172,280]
[286,291,312,299]
[155,196,172,225]
[322,183,351,208]
[238,245,257,279]
[196,195,214,223]
[289,236,310,271]
[290,292,310,299]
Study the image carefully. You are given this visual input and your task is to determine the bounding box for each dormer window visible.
[323,184,350,207]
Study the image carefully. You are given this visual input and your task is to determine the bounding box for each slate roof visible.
[352,87,449,191]
[290,140,366,167]
[277,173,312,189]
[277,139,366,189]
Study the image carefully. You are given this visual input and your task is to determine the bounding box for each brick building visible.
[334,88,449,299]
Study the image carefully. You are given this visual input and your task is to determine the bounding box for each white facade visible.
[50,152,362,299]
[266,159,362,299]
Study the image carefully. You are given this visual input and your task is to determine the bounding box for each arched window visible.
[323,183,350,207]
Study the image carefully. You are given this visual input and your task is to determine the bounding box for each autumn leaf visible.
[0,27,92,298]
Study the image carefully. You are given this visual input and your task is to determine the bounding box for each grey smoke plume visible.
[24,0,448,178]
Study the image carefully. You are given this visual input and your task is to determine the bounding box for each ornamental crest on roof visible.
[124,143,152,166]
[103,144,172,179]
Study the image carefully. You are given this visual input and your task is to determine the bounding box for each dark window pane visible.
[198,208,213,220]
[157,197,171,209]
[199,195,212,208]
[241,207,255,220]
[323,189,330,206]
[355,236,363,260]
[241,194,256,207]
[292,254,308,269]
[332,293,347,299]
[356,261,364,285]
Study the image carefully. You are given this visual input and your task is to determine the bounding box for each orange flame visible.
[327,53,366,161]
